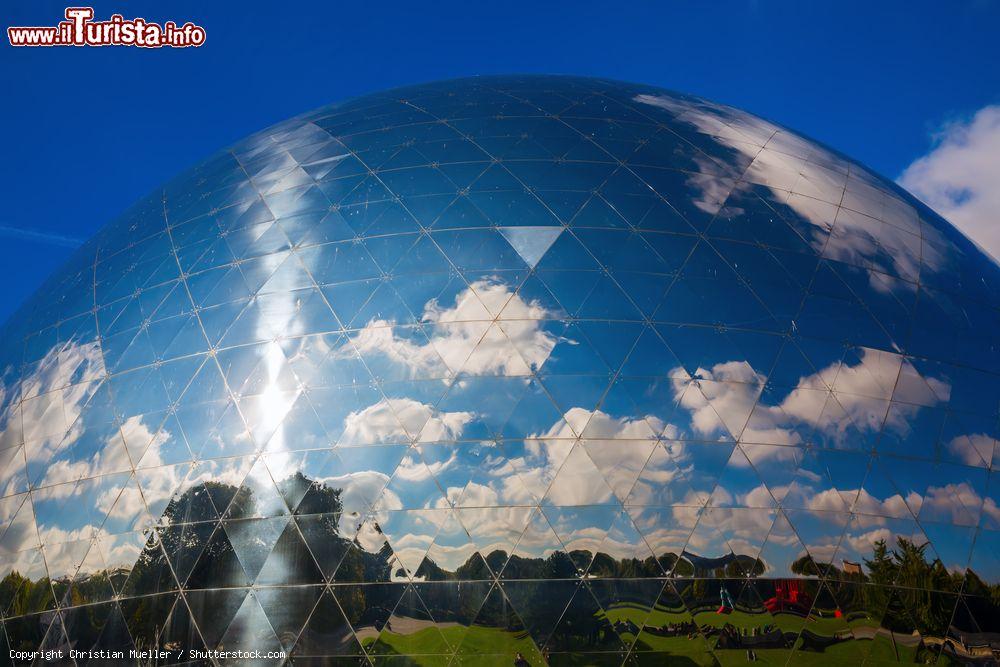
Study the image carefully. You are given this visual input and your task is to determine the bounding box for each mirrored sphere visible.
[1,75,999,665]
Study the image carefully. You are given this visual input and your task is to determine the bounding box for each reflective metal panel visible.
[1,75,999,665]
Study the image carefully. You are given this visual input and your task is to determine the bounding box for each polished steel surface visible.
[0,75,998,665]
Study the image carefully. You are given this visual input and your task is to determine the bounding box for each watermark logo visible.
[8,7,206,47]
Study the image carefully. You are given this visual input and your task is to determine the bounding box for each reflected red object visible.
[764,580,813,613]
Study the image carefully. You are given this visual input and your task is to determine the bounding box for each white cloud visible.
[673,360,763,438]
[406,407,669,553]
[671,348,949,453]
[635,93,943,288]
[808,487,913,519]
[19,340,106,479]
[454,505,535,557]
[899,105,1000,259]
[0,225,83,249]
[344,279,557,379]
[322,469,402,514]
[341,397,472,444]
[443,481,499,508]
[946,433,995,468]
[0,340,168,567]
[37,417,143,492]
[535,406,665,441]
[839,527,893,561]
[777,348,937,434]
[393,449,456,482]
[513,408,664,507]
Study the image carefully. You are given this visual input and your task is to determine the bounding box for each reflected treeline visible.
[4,474,1000,662]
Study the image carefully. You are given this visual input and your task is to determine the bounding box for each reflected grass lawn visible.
[359,608,923,666]
[362,624,541,665]
[600,602,911,666]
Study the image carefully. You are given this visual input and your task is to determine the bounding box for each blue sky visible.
[1,0,999,323]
